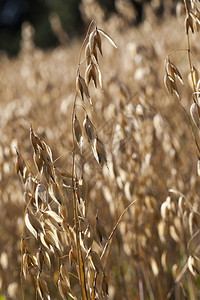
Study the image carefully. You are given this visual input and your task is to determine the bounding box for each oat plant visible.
[16,21,136,300]
[164,0,200,298]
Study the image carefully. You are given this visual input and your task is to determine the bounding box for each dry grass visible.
[1,0,200,299]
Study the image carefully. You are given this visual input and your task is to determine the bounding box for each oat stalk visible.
[184,0,196,93]
[72,93,88,299]
[71,21,97,300]
[101,199,136,259]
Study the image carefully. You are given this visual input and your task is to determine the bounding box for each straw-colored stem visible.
[179,101,200,154]
[77,20,94,70]
[71,21,97,299]
[187,36,196,93]
[71,92,88,299]
[184,0,196,93]
[101,200,136,260]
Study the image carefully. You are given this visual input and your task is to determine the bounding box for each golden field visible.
[1,1,200,299]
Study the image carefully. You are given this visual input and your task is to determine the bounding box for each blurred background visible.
[0,0,178,55]
[3,0,199,299]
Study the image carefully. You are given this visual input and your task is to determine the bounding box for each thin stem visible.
[77,20,94,70]
[179,101,200,154]
[184,0,196,93]
[166,261,188,299]
[167,48,190,57]
[53,150,73,164]
[71,92,88,300]
[142,267,155,300]
[101,200,136,259]
[187,36,196,92]
[68,272,79,281]
[70,23,96,299]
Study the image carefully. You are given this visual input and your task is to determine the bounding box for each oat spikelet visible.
[30,124,44,154]
[167,60,184,85]
[85,42,92,66]
[190,66,199,87]
[36,276,51,300]
[84,226,94,249]
[95,215,109,245]
[33,151,43,172]
[188,255,196,276]
[58,278,77,300]
[43,210,63,223]
[40,141,53,164]
[190,102,200,128]
[48,182,63,205]
[94,28,102,55]
[85,62,98,88]
[74,114,83,153]
[94,60,103,89]
[35,183,48,212]
[22,251,37,279]
[88,29,96,55]
[97,28,118,49]
[164,73,180,99]
[83,115,96,143]
[186,14,194,34]
[93,137,107,165]
[43,162,55,183]
[25,212,44,240]
[76,73,91,104]
[37,248,51,272]
[89,250,104,274]
[15,148,27,177]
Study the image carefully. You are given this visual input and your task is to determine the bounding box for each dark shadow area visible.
[0,0,178,55]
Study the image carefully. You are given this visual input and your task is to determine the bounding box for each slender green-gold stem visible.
[71,21,96,299]
[184,0,196,93]
[71,92,88,300]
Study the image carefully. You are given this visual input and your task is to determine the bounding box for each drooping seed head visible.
[74,114,83,153]
[95,215,109,245]
[190,102,200,129]
[76,74,92,105]
[83,115,95,143]
[89,250,104,274]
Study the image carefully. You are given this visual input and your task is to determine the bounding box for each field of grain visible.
[1,1,200,299]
